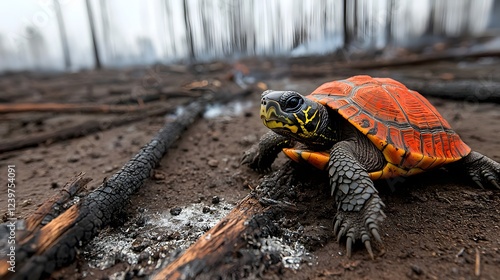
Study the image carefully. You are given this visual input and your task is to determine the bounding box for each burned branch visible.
[0,99,207,279]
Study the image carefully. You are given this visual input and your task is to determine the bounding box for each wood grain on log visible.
[22,172,91,235]
[152,195,266,280]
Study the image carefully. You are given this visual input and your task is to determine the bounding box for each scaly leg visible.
[328,141,386,259]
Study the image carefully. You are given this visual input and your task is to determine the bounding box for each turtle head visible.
[260,90,335,146]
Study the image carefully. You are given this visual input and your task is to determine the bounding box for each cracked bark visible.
[0,100,207,280]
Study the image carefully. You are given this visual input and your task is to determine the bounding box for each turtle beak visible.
[260,91,298,133]
[260,91,284,122]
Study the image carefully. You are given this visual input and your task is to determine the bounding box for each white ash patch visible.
[259,236,316,270]
[203,100,253,119]
[147,201,233,232]
[83,202,233,271]
[84,234,138,270]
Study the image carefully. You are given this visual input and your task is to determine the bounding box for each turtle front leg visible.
[241,131,293,172]
[455,151,500,190]
[329,141,386,259]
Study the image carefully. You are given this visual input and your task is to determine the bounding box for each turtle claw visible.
[483,170,500,190]
[241,131,292,173]
[333,196,385,259]
[462,151,500,190]
[363,239,374,260]
[346,235,354,258]
[471,176,485,189]
[333,219,341,234]
[336,225,346,243]
[371,227,382,243]
[491,180,500,190]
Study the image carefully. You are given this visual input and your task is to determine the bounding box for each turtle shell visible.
[296,75,471,179]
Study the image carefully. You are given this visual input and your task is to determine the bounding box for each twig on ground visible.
[475,248,481,277]
[0,103,149,114]
[0,100,189,154]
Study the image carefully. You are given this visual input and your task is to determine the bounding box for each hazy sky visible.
[0,0,495,72]
[0,0,93,71]
[0,0,180,71]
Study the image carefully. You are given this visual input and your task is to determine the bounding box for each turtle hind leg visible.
[457,151,500,190]
[329,141,386,259]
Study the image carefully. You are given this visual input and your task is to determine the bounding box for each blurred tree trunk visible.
[54,0,71,70]
[85,0,101,69]
[183,0,195,61]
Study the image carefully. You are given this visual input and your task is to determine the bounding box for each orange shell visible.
[286,75,471,179]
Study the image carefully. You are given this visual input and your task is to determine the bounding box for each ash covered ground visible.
[1,59,500,279]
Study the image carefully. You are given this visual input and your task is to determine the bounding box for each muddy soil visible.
[1,60,499,279]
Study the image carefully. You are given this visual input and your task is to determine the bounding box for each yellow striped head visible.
[260,90,329,144]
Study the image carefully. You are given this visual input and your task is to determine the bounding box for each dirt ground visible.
[1,59,500,279]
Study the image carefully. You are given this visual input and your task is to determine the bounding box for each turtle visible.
[241,75,500,258]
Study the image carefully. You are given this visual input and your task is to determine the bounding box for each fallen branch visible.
[288,68,500,103]
[475,248,481,277]
[100,89,202,105]
[0,103,148,114]
[0,100,190,154]
[343,50,500,69]
[0,99,207,279]
[289,49,500,73]
[397,79,500,104]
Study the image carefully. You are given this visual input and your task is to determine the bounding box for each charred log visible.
[0,100,206,279]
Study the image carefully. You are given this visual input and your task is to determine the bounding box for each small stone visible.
[21,199,32,207]
[170,207,182,216]
[168,231,181,240]
[67,155,80,163]
[208,159,219,167]
[153,172,165,181]
[212,196,220,204]
[131,238,150,252]
[103,166,114,173]
[88,152,102,159]
[135,215,146,227]
[411,264,423,275]
[20,155,43,164]
[51,182,59,189]
[202,206,211,213]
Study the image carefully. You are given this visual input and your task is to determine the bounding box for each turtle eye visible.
[284,96,303,112]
